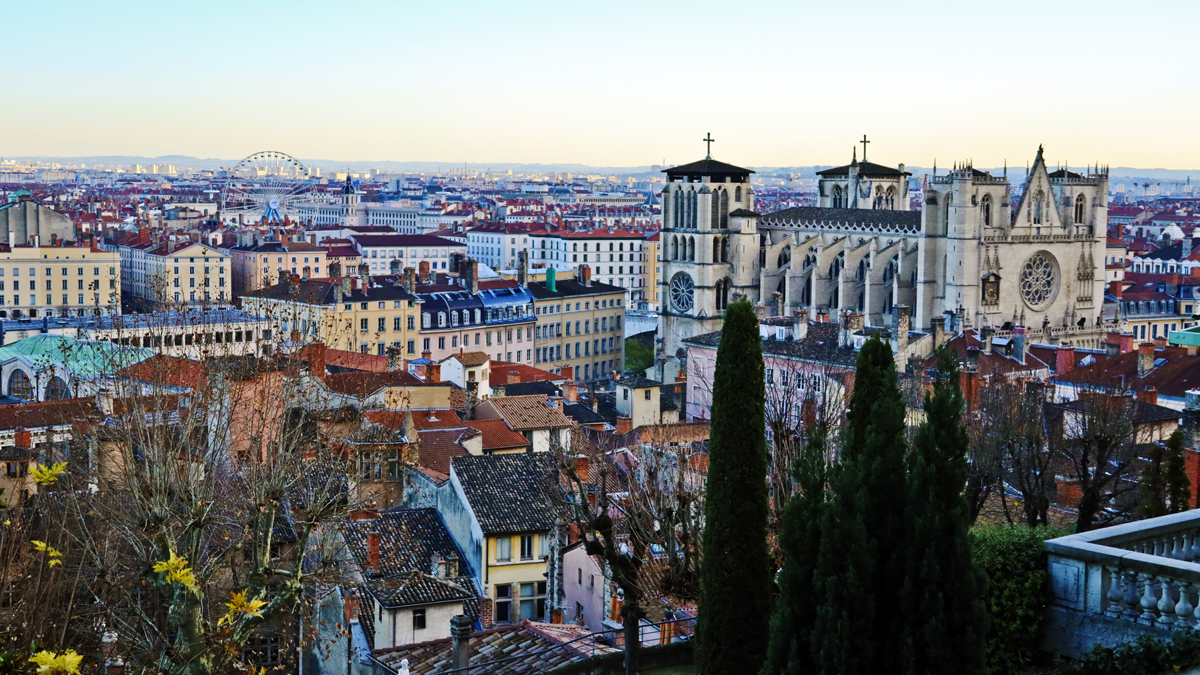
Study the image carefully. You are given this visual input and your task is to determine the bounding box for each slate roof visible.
[500,381,561,398]
[342,508,477,609]
[616,376,662,389]
[662,158,754,178]
[816,160,909,177]
[1053,398,1182,425]
[118,354,204,389]
[482,395,574,431]
[244,279,419,305]
[366,409,464,431]
[372,621,575,675]
[759,206,921,233]
[451,454,557,535]
[563,402,606,426]
[1054,346,1200,399]
[526,279,625,300]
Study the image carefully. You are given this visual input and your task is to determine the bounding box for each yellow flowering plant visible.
[30,462,68,486]
[218,588,268,627]
[28,649,82,674]
[31,540,63,567]
[153,551,199,589]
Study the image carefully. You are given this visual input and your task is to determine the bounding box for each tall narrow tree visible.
[696,298,772,675]
[761,420,828,675]
[812,335,909,674]
[900,348,988,675]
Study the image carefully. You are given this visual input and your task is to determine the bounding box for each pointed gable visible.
[1011,146,1063,230]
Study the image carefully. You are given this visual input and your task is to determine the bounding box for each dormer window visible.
[438,312,446,328]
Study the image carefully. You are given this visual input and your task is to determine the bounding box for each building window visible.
[413,609,426,630]
[242,636,281,667]
[496,537,511,561]
[520,582,547,621]
[520,535,534,561]
[496,584,512,623]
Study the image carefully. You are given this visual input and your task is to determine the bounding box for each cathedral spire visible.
[851,146,858,166]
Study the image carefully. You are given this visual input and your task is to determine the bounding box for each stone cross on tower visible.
[703,133,715,159]
[860,135,870,162]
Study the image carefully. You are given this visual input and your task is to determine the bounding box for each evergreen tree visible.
[1165,430,1192,513]
[900,348,988,675]
[761,421,828,675]
[812,335,909,674]
[696,298,773,675]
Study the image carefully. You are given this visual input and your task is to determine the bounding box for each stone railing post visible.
[1176,581,1195,628]
[1156,576,1176,627]
[1105,566,1125,618]
[1123,569,1141,620]
[1139,573,1158,625]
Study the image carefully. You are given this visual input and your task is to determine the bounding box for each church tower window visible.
[1074,194,1086,224]
[886,186,896,210]
[673,190,683,229]
[687,237,695,262]
[1033,190,1044,225]
[711,191,720,229]
[670,237,678,260]
[735,186,742,203]
[832,185,844,209]
[981,194,992,228]
[719,190,729,228]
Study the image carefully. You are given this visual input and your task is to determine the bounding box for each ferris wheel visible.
[220,151,313,224]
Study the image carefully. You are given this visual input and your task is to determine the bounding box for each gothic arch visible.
[1033,190,1045,225]
[1075,194,1087,224]
[670,236,678,260]
[673,190,683,229]
[711,190,720,229]
[777,245,791,268]
[721,237,729,262]
[981,194,993,228]
[735,186,742,203]
[719,190,729,228]
[687,237,695,261]
[832,185,844,209]
[886,186,896,209]
[712,236,721,263]
[687,189,698,228]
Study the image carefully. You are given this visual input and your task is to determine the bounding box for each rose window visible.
[670,273,695,313]
[1019,251,1059,309]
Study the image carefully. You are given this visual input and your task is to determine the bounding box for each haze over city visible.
[6,0,1200,169]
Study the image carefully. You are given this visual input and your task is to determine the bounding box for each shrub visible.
[1054,629,1200,675]
[971,524,1068,675]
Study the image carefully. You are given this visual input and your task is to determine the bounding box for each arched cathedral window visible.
[670,236,678,260]
[711,191,720,229]
[673,190,683,229]
[687,190,697,228]
[832,185,844,209]
[1074,194,1086,225]
[1033,190,1044,225]
[687,237,695,262]
[886,186,896,210]
[720,190,729,228]
[735,186,742,203]
[981,194,992,228]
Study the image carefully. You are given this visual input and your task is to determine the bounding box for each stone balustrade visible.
[1044,511,1200,658]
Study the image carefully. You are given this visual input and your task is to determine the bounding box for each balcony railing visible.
[1044,511,1200,658]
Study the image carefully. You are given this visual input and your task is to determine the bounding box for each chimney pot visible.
[366,531,381,574]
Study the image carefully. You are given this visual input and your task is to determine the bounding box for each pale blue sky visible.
[4,0,1199,169]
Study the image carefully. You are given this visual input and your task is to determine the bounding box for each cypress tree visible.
[900,348,988,675]
[696,298,772,675]
[1165,430,1192,513]
[761,421,828,675]
[812,335,909,674]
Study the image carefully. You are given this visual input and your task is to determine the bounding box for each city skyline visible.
[4,0,1200,169]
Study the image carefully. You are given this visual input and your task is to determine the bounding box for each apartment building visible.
[643,232,661,311]
[466,222,532,270]
[112,239,230,311]
[240,264,423,356]
[0,242,121,319]
[528,268,625,383]
[353,234,467,276]
[228,239,328,298]
[416,275,537,363]
[527,226,649,303]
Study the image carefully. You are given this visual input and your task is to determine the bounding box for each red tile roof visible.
[323,370,423,396]
[414,428,477,473]
[487,361,564,387]
[118,354,204,389]
[463,420,530,451]
[365,409,464,431]
[0,398,101,431]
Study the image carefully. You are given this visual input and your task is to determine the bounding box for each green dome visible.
[0,334,154,378]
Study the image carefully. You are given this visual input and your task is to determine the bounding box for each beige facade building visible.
[0,243,120,319]
[228,239,328,299]
[529,269,625,383]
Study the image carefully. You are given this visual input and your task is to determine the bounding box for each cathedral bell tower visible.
[340,173,362,227]
[657,136,758,368]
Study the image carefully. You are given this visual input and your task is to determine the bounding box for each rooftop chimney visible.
[930,315,947,349]
[427,363,441,384]
[546,267,557,293]
[357,263,370,296]
[893,304,910,358]
[1138,342,1156,378]
[329,261,342,278]
[418,260,431,283]
[450,615,473,670]
[980,326,994,355]
[1056,344,1076,375]
[366,531,381,574]
[1137,385,1159,406]
[403,268,417,293]
[309,342,326,380]
[517,251,528,287]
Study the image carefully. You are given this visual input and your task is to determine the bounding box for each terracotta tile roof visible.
[1054,346,1200,399]
[366,409,464,431]
[486,362,564,387]
[118,354,204,389]
[373,621,574,674]
[295,344,390,373]
[415,428,477,474]
[463,420,530,451]
[450,453,557,535]
[443,351,490,367]
[0,398,101,431]
[323,370,423,397]
[482,395,574,431]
